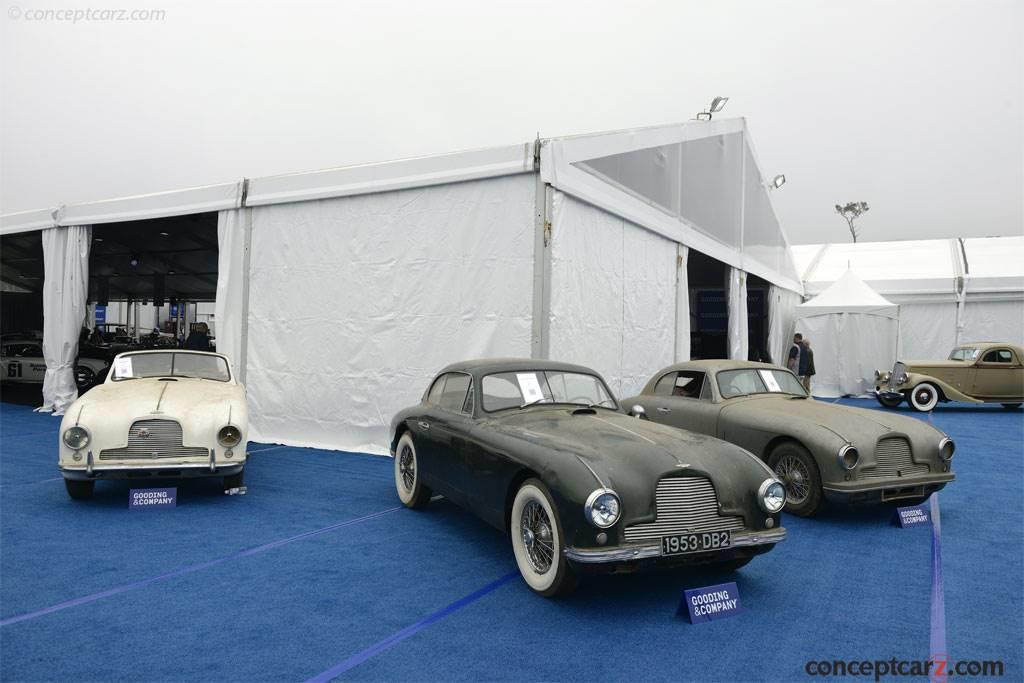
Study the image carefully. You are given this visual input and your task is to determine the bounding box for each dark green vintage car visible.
[390,359,787,597]
[623,360,956,517]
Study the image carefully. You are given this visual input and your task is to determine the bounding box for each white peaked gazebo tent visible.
[793,270,899,397]
[1,117,802,452]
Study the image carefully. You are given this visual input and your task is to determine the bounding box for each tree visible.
[835,201,870,243]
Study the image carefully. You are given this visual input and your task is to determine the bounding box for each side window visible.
[653,373,678,396]
[461,379,475,415]
[982,349,1012,363]
[438,373,471,413]
[672,371,706,399]
[426,375,447,404]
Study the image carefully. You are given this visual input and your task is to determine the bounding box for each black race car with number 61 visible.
[389,358,787,598]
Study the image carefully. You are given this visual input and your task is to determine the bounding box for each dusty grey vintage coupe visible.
[623,360,955,517]
[390,359,787,597]
[875,342,1024,411]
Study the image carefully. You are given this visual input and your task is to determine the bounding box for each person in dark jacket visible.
[801,339,816,393]
[788,333,805,374]
[183,323,211,351]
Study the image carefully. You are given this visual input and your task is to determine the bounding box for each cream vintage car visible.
[58,350,248,499]
[875,342,1024,412]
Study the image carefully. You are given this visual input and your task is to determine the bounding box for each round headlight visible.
[838,445,860,470]
[758,479,786,514]
[62,426,90,450]
[896,374,909,385]
[939,437,955,461]
[874,370,881,380]
[585,489,621,528]
[217,425,242,448]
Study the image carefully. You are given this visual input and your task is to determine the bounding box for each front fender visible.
[902,374,981,403]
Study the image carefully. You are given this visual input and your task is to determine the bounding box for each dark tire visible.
[908,382,940,412]
[712,556,753,572]
[769,441,823,517]
[876,394,903,408]
[510,478,578,598]
[64,479,95,499]
[394,432,431,509]
[1002,403,1022,410]
[223,470,244,490]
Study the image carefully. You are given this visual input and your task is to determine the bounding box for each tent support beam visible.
[531,175,552,359]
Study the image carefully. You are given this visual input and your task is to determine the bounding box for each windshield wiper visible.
[518,398,550,409]
[788,395,809,399]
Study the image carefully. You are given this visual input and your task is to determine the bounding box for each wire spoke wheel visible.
[398,445,415,492]
[775,454,811,505]
[520,500,554,574]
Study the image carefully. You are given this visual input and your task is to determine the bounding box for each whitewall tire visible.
[510,479,577,597]
[394,432,431,509]
[908,383,940,412]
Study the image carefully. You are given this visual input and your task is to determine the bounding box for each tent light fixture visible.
[159,231,169,237]
[770,174,786,190]
[695,96,728,121]
[129,255,140,267]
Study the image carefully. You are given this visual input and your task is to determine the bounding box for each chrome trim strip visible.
[565,528,787,564]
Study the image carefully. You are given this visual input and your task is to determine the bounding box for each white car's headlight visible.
[585,489,621,528]
[217,425,242,448]
[63,426,90,450]
[758,479,786,514]
[939,437,955,461]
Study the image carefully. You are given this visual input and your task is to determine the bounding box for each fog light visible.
[765,517,774,528]
[72,452,82,462]
[225,449,234,459]
[596,532,608,545]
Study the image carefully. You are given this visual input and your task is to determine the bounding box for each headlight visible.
[939,437,955,461]
[838,444,860,470]
[758,479,786,513]
[217,425,242,448]
[874,370,881,380]
[62,426,90,450]
[585,489,621,528]
[896,374,908,385]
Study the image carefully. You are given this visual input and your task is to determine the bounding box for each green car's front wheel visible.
[769,442,822,517]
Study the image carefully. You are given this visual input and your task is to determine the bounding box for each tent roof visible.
[793,236,1024,300]
[796,269,898,318]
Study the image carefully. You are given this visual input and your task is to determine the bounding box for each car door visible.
[643,370,721,436]
[972,348,1023,399]
[426,372,477,507]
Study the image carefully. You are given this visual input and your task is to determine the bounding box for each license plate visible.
[661,530,731,556]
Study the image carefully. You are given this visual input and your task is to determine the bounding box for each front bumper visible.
[875,389,904,401]
[60,448,244,480]
[824,473,953,503]
[564,527,786,565]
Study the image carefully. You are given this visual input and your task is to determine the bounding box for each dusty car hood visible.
[480,407,775,517]
[900,360,970,371]
[721,395,934,441]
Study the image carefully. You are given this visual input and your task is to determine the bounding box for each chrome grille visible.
[623,476,745,543]
[98,419,208,461]
[861,437,929,479]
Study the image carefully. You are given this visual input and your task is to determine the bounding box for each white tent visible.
[1,118,802,452]
[792,237,1024,359]
[794,270,899,397]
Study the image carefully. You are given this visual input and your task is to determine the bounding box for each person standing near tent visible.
[788,333,804,374]
[801,339,816,393]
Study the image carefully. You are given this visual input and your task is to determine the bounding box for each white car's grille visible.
[861,437,929,479]
[98,419,208,461]
[623,476,745,543]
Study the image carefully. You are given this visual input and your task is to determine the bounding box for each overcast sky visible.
[1,0,1021,244]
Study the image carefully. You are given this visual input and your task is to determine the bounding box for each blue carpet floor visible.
[1,399,1021,682]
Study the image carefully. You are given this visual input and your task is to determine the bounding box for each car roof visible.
[439,357,600,377]
[654,359,785,374]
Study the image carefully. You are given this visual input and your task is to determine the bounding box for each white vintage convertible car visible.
[58,350,248,499]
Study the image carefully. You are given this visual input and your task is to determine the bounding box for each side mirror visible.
[631,404,646,419]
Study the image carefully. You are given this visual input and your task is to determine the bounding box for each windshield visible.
[717,368,807,399]
[948,347,980,361]
[481,370,617,412]
[111,352,231,382]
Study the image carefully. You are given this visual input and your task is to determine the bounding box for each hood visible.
[481,407,775,512]
[66,378,246,449]
[721,395,936,443]
[900,360,967,371]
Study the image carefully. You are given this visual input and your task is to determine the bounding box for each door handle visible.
[657,407,671,413]
[418,421,431,430]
